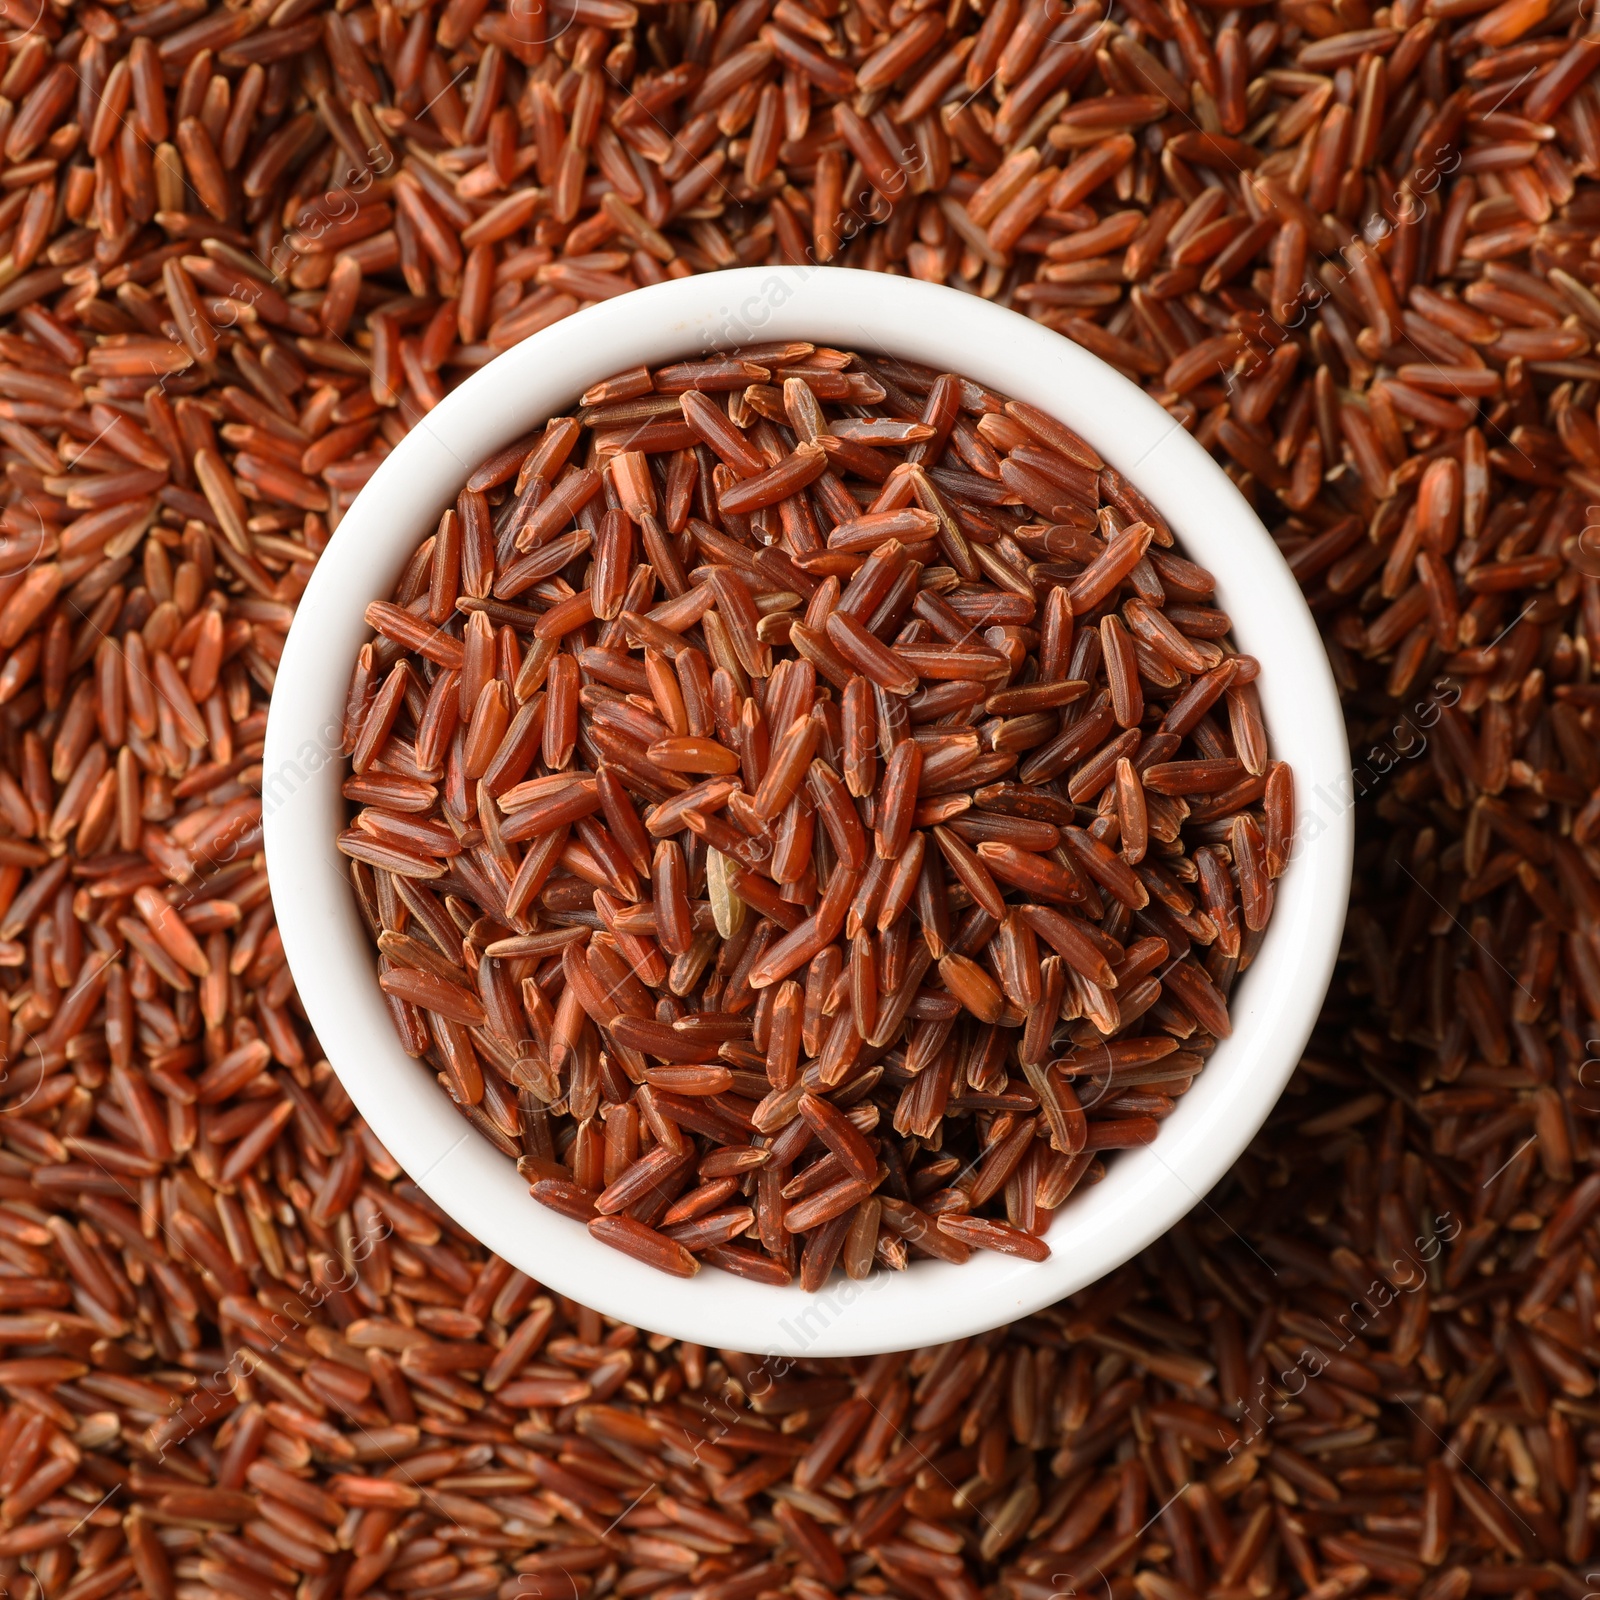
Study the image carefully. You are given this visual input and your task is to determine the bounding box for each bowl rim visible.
[263,266,1352,1357]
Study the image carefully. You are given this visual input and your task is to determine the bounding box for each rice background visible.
[0,1,1591,1599]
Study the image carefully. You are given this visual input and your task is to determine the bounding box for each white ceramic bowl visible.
[264,267,1351,1356]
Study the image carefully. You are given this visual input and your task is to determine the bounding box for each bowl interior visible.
[263,268,1352,1356]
